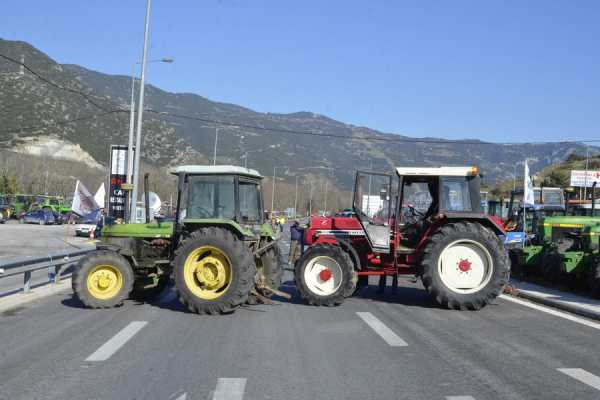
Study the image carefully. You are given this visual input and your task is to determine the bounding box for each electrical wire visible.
[2,51,599,146]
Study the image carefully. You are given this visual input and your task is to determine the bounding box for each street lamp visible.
[127,57,173,218]
[129,0,152,223]
[213,127,220,165]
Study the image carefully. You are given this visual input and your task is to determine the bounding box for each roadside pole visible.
[294,176,298,218]
[130,0,152,223]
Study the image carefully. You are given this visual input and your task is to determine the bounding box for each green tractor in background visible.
[510,192,600,297]
[72,165,284,315]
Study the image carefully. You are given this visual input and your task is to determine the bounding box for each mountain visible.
[0,38,593,190]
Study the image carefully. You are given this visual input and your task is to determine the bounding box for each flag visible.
[94,183,106,209]
[523,161,534,206]
[72,180,99,216]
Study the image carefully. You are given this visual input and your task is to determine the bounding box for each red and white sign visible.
[570,170,600,187]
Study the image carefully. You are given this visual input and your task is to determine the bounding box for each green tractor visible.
[72,165,284,314]
[511,215,600,297]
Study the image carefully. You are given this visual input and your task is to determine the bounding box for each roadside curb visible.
[0,279,72,313]
[513,290,600,322]
[505,280,600,322]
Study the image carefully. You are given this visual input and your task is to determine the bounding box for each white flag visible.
[523,161,534,206]
[94,183,106,209]
[71,180,100,216]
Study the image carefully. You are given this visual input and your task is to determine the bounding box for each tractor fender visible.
[443,212,506,236]
[336,238,362,271]
[312,236,361,270]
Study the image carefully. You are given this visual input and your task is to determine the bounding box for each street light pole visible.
[213,127,220,165]
[126,57,172,220]
[271,166,277,215]
[129,0,152,223]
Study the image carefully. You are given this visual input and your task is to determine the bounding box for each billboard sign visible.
[570,170,600,188]
[108,145,132,220]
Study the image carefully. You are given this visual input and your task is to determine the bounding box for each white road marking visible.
[212,378,247,400]
[85,321,148,362]
[446,396,476,400]
[499,295,600,331]
[173,393,187,400]
[558,368,600,391]
[356,312,408,347]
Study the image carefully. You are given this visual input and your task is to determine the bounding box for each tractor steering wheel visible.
[193,206,213,218]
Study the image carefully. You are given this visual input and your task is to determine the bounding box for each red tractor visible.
[294,166,510,310]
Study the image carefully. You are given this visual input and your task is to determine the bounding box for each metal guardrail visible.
[0,247,95,294]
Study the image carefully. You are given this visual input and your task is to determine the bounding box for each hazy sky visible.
[2,0,599,142]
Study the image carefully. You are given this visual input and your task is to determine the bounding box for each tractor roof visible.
[395,166,479,177]
[171,165,262,179]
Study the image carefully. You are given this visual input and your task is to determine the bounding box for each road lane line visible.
[356,312,408,347]
[558,368,600,391]
[85,321,148,362]
[174,393,187,400]
[499,295,600,331]
[212,378,247,400]
[446,396,476,400]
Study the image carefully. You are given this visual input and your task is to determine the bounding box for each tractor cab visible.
[353,166,483,253]
[172,165,268,239]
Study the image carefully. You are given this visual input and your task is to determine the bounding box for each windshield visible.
[441,177,472,212]
[186,175,235,219]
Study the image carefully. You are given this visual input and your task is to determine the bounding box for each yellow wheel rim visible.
[86,264,123,300]
[183,246,232,300]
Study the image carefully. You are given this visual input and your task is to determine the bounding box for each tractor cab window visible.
[186,175,235,219]
[441,177,472,212]
[400,178,438,227]
[239,180,261,223]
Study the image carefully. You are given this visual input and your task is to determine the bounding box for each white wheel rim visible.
[437,239,493,294]
[303,256,343,296]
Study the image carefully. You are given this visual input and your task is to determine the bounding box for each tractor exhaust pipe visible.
[144,173,150,223]
[592,182,597,216]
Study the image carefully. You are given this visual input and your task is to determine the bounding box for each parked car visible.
[74,210,101,237]
[21,209,56,225]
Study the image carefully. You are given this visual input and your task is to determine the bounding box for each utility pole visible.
[213,127,220,165]
[294,175,299,218]
[309,180,313,216]
[513,163,517,192]
[324,180,328,213]
[271,166,276,215]
[584,147,590,200]
[129,0,152,223]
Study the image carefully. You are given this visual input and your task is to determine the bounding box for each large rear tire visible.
[420,222,510,310]
[173,227,256,315]
[586,260,600,298]
[294,244,355,306]
[72,250,135,308]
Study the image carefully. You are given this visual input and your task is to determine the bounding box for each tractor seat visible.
[396,244,415,254]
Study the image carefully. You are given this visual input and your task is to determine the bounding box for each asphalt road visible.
[0,228,599,399]
[0,222,92,296]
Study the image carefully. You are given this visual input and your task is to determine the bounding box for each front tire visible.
[72,250,134,308]
[540,248,563,284]
[294,244,355,306]
[420,222,510,310]
[173,228,256,315]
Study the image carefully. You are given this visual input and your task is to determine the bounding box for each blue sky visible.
[2,0,599,142]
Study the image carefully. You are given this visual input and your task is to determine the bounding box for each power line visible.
[147,109,600,146]
[0,53,121,113]
[0,109,126,135]
[2,51,599,147]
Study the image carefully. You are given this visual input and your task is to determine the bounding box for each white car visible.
[74,223,97,237]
